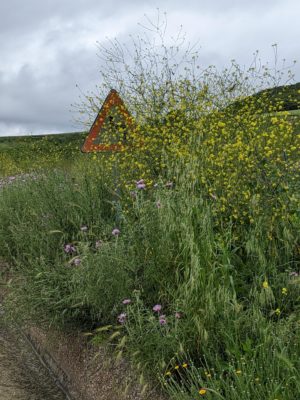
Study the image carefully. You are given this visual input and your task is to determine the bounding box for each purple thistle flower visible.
[117,312,127,324]
[153,304,162,313]
[73,257,81,266]
[64,244,76,254]
[112,228,120,236]
[136,179,146,190]
[122,299,131,305]
[159,315,167,325]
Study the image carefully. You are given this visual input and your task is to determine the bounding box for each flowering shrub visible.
[94,84,300,243]
[190,92,300,227]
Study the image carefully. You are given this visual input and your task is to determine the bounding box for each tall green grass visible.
[0,158,299,399]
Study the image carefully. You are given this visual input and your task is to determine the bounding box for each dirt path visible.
[0,312,68,400]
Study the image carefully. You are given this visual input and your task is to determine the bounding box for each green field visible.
[0,132,86,177]
[0,131,86,152]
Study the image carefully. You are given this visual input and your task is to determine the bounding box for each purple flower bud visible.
[112,228,120,236]
[153,304,162,313]
[73,257,81,266]
[159,315,167,325]
[136,179,146,190]
[64,244,76,254]
[117,312,127,324]
[122,299,131,305]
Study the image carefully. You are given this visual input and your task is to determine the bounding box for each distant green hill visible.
[228,82,300,114]
[252,82,300,111]
[0,131,86,145]
[0,132,88,177]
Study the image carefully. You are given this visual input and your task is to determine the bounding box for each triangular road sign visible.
[81,89,135,152]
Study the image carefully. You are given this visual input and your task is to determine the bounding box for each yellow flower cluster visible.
[94,84,300,237]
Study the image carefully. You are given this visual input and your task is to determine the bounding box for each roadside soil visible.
[0,314,67,400]
[26,326,165,400]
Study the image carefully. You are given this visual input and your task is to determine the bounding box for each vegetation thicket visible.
[1,14,300,400]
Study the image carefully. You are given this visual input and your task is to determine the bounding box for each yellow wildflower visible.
[275,308,281,315]
[262,281,269,288]
[281,287,287,295]
[199,388,207,395]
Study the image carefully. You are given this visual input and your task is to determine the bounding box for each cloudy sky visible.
[0,0,299,136]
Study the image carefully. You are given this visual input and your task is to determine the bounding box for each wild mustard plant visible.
[76,16,300,238]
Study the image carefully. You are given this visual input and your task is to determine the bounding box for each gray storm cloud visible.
[0,0,299,136]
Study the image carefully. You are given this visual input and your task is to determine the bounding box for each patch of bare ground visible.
[26,326,167,400]
[0,310,67,400]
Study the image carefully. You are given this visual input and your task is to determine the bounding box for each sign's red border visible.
[81,89,134,153]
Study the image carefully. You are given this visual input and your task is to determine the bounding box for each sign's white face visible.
[93,105,128,146]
